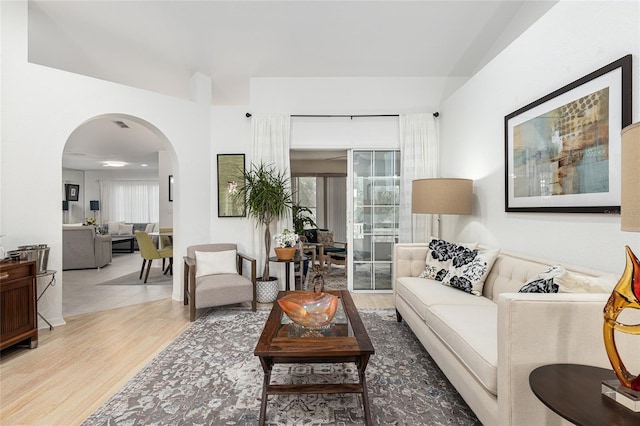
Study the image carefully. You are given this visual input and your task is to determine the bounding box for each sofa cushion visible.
[518,265,564,293]
[442,249,500,296]
[396,276,495,320]
[426,304,498,395]
[195,274,252,308]
[418,237,478,281]
[555,270,618,293]
[118,223,134,235]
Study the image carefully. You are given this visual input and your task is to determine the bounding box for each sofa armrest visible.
[94,234,112,267]
[497,293,639,426]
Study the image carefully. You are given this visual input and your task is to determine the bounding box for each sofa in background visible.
[103,222,157,251]
[62,225,112,270]
[393,241,639,426]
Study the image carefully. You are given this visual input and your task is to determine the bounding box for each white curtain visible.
[99,180,159,224]
[398,113,439,243]
[250,114,292,284]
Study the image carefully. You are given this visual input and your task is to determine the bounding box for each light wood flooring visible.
[1,254,394,425]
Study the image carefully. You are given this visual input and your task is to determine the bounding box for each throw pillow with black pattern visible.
[442,248,500,296]
[418,238,477,281]
[518,265,565,293]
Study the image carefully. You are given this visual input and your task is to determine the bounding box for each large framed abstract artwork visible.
[505,55,632,213]
[217,154,246,217]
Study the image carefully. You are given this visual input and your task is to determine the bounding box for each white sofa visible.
[393,243,638,426]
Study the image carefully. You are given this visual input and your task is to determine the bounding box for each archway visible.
[61,113,178,317]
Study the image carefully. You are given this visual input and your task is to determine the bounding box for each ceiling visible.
[35,0,557,170]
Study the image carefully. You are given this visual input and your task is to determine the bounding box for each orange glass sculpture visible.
[603,246,640,391]
[278,292,339,328]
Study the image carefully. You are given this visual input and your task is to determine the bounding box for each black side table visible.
[529,363,640,426]
[269,255,308,291]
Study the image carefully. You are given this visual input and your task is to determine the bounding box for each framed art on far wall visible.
[505,54,632,213]
[65,184,80,202]
[217,154,246,217]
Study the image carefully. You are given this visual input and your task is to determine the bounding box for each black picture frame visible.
[169,175,174,202]
[217,154,246,217]
[65,184,80,202]
[505,54,632,213]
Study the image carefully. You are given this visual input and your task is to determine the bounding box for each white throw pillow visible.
[556,270,618,294]
[144,223,155,233]
[442,248,500,296]
[195,250,238,278]
[518,265,565,293]
[107,221,122,234]
[118,223,134,235]
[418,237,478,281]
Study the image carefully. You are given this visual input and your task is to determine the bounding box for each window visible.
[293,177,318,225]
[102,180,159,223]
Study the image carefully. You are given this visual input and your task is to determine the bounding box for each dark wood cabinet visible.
[0,260,38,350]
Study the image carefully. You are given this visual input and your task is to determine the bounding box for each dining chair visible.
[135,230,173,283]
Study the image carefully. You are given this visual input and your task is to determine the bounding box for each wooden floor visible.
[0,293,393,425]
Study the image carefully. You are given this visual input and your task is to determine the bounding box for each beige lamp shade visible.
[622,122,640,232]
[412,178,473,215]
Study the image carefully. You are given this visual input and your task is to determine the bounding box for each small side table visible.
[529,363,640,426]
[269,255,309,291]
[37,269,56,330]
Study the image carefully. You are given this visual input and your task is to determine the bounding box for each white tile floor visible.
[62,252,173,318]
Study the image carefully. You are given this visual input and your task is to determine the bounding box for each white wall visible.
[210,106,252,252]
[1,2,211,327]
[440,0,640,273]
[158,151,173,228]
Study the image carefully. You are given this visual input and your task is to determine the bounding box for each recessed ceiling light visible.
[102,161,127,168]
[140,164,148,167]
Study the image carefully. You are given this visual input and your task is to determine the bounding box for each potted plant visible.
[292,202,318,279]
[292,202,317,242]
[238,162,292,302]
[274,228,299,260]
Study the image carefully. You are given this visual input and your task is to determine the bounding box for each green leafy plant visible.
[237,162,292,281]
[292,202,317,241]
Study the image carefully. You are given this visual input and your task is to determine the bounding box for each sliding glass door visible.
[351,150,400,292]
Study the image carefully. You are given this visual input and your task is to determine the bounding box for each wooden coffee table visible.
[254,290,375,425]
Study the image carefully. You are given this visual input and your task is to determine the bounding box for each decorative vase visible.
[603,246,640,391]
[275,247,296,261]
[256,277,279,303]
[278,292,339,328]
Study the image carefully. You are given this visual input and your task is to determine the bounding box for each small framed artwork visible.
[169,175,174,202]
[505,54,632,213]
[65,184,80,202]
[217,154,246,217]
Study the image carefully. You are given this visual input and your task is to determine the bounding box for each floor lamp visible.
[411,178,473,240]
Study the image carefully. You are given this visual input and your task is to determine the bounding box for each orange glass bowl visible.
[278,292,339,328]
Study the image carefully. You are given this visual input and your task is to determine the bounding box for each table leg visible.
[285,261,292,291]
[258,357,272,426]
[358,355,372,425]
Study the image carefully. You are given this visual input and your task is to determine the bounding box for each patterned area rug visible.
[83,308,480,425]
